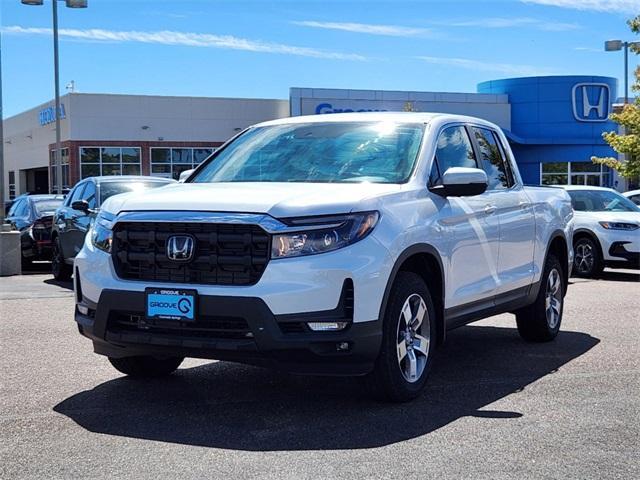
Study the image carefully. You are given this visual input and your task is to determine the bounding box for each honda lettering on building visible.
[314,103,387,114]
[571,83,610,122]
[39,104,66,126]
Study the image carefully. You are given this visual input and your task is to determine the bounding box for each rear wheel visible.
[108,356,184,378]
[516,254,564,342]
[368,272,436,402]
[51,237,72,281]
[573,236,603,278]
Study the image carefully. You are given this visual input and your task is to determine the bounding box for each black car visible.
[5,194,65,267]
[51,175,176,280]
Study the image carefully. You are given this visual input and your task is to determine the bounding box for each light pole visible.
[21,0,87,194]
[605,39,640,105]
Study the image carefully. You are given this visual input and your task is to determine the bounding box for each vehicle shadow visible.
[571,270,639,283]
[43,278,74,290]
[599,270,639,282]
[54,325,599,451]
[20,261,51,275]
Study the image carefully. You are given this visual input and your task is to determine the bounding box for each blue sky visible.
[1,0,639,117]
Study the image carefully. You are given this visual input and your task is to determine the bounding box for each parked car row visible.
[4,172,639,281]
[5,176,176,272]
[51,176,176,280]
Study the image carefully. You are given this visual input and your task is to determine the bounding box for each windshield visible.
[100,181,172,204]
[569,190,640,212]
[33,199,63,216]
[192,121,425,184]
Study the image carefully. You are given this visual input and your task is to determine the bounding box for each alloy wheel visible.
[575,242,594,275]
[396,293,430,383]
[545,268,562,329]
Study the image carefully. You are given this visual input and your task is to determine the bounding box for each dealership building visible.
[2,74,626,200]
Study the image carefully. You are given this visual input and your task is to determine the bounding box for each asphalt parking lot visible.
[1,266,638,479]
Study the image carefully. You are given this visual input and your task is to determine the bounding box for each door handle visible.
[484,205,497,215]
[519,201,530,210]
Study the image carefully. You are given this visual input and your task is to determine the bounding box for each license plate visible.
[145,288,197,321]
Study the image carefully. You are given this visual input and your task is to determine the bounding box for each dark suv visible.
[51,176,175,280]
[5,194,64,267]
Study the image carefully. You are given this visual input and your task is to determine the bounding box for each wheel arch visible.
[546,230,570,291]
[379,244,446,346]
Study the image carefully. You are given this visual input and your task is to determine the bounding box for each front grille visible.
[108,312,253,340]
[112,222,271,285]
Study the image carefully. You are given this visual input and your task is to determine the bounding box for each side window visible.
[471,127,511,190]
[82,182,97,209]
[16,200,30,218]
[493,132,516,186]
[8,199,24,217]
[430,126,477,185]
[68,183,86,205]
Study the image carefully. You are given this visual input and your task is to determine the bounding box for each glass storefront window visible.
[541,162,611,187]
[542,174,568,185]
[542,162,568,173]
[50,147,70,191]
[151,147,215,180]
[101,148,120,164]
[80,146,141,179]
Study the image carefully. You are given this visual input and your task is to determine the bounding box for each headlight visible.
[91,211,116,253]
[599,221,639,231]
[271,211,379,259]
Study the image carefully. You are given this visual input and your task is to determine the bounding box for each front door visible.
[429,125,501,309]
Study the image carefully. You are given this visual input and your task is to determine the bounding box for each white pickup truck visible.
[74,112,574,402]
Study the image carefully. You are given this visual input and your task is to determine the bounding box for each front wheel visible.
[516,254,564,342]
[108,356,184,378]
[573,237,603,278]
[368,272,436,402]
[51,237,72,281]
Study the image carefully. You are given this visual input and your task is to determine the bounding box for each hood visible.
[101,182,403,218]
[573,210,640,228]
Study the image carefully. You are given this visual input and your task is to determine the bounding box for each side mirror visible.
[178,169,195,183]
[429,167,488,197]
[71,200,90,213]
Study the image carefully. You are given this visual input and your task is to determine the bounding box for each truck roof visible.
[255,111,500,129]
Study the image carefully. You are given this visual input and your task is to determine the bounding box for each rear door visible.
[430,125,501,310]
[470,126,536,295]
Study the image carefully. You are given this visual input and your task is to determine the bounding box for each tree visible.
[592,15,640,180]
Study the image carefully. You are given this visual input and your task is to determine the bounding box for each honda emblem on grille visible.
[166,235,195,262]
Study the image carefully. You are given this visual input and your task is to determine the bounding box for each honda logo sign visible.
[572,83,610,122]
[166,235,195,262]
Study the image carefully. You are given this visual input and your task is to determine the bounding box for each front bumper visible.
[598,228,640,268]
[606,242,640,269]
[75,287,382,376]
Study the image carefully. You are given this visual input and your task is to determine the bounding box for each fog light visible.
[307,321,348,332]
[336,341,350,351]
[77,305,89,315]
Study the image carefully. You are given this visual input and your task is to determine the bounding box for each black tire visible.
[51,237,72,281]
[573,236,603,278]
[21,255,32,271]
[108,356,184,378]
[516,254,564,342]
[368,272,437,402]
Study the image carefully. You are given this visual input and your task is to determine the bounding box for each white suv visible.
[74,113,573,401]
[563,186,640,277]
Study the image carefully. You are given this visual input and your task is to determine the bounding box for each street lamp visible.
[21,0,88,194]
[605,39,640,105]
